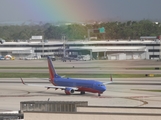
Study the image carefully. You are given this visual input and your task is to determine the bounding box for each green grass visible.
[0,73,161,78]
[132,89,161,92]
[128,68,160,70]
[0,67,98,69]
[0,67,160,70]
[0,73,49,78]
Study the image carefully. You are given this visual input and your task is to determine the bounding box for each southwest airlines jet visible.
[21,56,112,96]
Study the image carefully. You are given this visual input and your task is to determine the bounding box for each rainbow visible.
[11,0,98,22]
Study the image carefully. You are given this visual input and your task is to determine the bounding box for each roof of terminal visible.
[67,40,160,44]
[0,47,32,51]
[0,40,160,45]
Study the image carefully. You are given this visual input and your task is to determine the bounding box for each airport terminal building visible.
[0,39,160,60]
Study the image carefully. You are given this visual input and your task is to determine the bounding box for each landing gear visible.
[98,93,101,96]
[80,91,85,95]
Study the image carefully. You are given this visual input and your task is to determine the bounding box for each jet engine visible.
[65,88,75,95]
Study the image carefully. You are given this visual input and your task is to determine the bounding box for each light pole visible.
[62,35,66,57]
[88,29,91,41]
[42,36,44,57]
[160,35,161,60]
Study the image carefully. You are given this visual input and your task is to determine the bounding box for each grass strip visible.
[0,73,161,78]
[0,67,98,69]
[1,67,160,70]
[132,89,161,92]
[128,68,160,70]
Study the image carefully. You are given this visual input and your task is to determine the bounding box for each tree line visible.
[0,20,161,41]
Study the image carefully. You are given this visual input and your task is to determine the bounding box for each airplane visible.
[61,56,79,62]
[20,56,113,96]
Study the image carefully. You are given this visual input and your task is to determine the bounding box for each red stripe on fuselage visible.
[78,87,103,94]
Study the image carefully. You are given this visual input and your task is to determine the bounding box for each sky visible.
[0,0,161,24]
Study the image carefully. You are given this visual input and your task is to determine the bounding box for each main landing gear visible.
[98,93,101,96]
[80,91,85,95]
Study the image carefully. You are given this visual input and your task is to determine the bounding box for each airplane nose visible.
[101,86,106,91]
[103,87,106,91]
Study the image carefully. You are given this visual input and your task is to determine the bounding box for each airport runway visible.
[0,78,161,112]
[0,59,161,68]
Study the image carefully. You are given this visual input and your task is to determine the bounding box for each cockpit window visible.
[98,84,104,86]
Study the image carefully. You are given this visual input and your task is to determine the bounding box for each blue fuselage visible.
[53,78,106,93]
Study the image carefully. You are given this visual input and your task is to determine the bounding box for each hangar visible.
[68,46,146,60]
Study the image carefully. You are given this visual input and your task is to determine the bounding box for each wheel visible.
[80,91,85,95]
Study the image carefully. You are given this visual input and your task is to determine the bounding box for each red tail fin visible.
[47,56,57,85]
[47,56,56,79]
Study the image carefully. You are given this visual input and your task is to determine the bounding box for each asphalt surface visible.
[0,59,161,68]
[0,78,161,111]
[0,59,161,74]
[0,59,161,119]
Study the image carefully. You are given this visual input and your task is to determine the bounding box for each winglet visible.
[20,78,26,85]
[110,74,113,82]
[103,75,113,85]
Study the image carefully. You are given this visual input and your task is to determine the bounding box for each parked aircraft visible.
[61,56,79,62]
[5,55,15,60]
[21,56,113,96]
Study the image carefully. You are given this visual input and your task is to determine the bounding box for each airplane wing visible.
[103,81,113,85]
[103,75,113,85]
[20,78,78,90]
